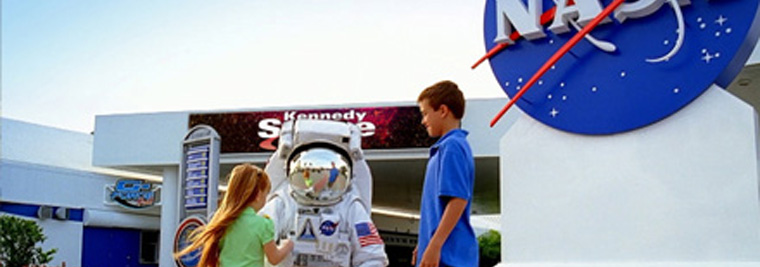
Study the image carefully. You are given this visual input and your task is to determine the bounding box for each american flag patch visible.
[355,222,383,247]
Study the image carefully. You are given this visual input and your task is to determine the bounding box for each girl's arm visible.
[263,239,294,265]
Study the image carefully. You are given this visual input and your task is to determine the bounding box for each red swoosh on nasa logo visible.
[259,137,278,151]
[472,0,576,69]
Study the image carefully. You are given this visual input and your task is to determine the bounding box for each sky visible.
[3,1,760,134]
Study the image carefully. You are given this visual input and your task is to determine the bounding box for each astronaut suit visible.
[259,120,389,267]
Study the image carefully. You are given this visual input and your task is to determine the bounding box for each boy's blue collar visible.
[431,128,468,150]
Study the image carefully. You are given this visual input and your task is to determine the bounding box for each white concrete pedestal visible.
[497,85,760,266]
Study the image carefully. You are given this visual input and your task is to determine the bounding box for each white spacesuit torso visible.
[259,120,388,267]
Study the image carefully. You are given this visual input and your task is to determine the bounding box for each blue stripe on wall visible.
[0,201,84,222]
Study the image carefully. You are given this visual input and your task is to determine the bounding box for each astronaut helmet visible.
[287,144,352,205]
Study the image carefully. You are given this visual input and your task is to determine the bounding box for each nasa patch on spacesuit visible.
[318,213,351,264]
[291,208,351,267]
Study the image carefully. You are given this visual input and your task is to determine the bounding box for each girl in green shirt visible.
[176,164,294,266]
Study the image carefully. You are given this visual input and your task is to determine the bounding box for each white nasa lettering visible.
[258,118,281,138]
[494,0,546,44]
[548,0,611,34]
[614,0,691,23]
[495,0,691,42]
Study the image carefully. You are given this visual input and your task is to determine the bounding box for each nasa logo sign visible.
[482,0,760,134]
[320,220,338,236]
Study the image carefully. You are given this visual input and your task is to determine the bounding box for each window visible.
[139,230,159,264]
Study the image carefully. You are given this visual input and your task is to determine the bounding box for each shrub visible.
[478,229,501,267]
[0,215,57,267]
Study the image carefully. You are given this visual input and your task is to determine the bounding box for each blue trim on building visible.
[0,201,84,222]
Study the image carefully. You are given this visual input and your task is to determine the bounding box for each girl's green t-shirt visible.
[219,207,275,267]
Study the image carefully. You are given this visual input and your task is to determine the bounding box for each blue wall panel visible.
[82,226,157,267]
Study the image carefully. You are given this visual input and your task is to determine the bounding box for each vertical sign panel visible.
[184,144,209,210]
[175,125,220,267]
[178,125,220,219]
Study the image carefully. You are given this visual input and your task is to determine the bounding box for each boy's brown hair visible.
[417,80,465,119]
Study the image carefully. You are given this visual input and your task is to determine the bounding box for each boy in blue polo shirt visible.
[413,80,478,267]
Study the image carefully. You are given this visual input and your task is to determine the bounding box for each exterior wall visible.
[2,118,94,171]
[93,112,190,169]
[1,118,161,266]
[0,149,161,231]
[0,161,160,266]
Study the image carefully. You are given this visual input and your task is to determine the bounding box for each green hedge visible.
[0,215,57,267]
[478,230,500,266]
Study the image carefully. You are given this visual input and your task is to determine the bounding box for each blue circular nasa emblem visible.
[320,220,338,236]
[174,216,205,267]
[483,0,760,134]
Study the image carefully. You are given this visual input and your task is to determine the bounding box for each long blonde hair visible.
[175,163,271,267]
